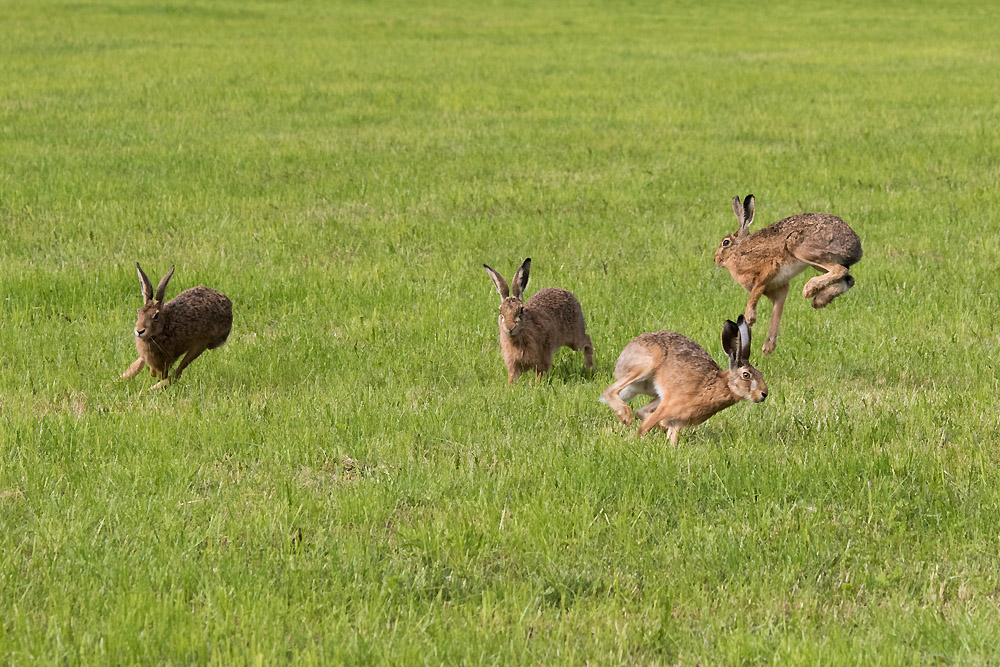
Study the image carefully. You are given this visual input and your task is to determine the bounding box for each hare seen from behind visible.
[483,258,594,384]
[602,316,767,445]
[122,263,233,390]
[715,194,862,354]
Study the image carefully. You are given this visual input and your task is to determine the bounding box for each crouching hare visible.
[122,263,232,390]
[715,194,862,354]
[601,316,767,445]
[483,258,594,384]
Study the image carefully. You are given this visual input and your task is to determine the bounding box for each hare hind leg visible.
[802,264,850,299]
[793,238,855,299]
[798,258,851,299]
[580,333,595,369]
[602,368,649,426]
[172,341,211,382]
[208,330,231,350]
[567,333,595,370]
[812,274,855,309]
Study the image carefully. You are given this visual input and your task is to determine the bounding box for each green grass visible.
[2,0,1000,662]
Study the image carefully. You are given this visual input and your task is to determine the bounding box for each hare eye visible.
[153,312,160,320]
[742,371,750,379]
[722,239,731,247]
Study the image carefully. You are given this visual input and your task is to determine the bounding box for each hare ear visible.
[737,314,751,365]
[483,264,509,299]
[742,194,755,229]
[731,196,744,228]
[511,258,530,299]
[136,263,154,302]
[721,319,740,370]
[154,265,175,303]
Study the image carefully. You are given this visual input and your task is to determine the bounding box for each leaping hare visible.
[483,258,594,384]
[715,194,862,354]
[122,263,233,390]
[601,316,767,445]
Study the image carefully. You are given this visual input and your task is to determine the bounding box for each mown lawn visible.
[2,0,999,662]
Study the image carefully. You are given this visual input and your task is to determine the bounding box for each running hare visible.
[122,263,232,390]
[483,258,594,384]
[601,316,767,444]
[715,194,862,354]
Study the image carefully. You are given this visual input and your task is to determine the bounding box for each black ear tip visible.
[736,315,745,325]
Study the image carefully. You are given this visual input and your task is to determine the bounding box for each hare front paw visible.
[762,338,777,355]
[743,308,757,326]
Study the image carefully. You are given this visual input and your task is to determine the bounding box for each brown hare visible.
[601,316,767,445]
[483,258,594,384]
[715,194,862,354]
[122,263,232,390]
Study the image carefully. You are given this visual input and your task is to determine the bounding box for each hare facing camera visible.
[715,194,862,354]
[483,258,594,384]
[601,316,767,445]
[122,263,232,390]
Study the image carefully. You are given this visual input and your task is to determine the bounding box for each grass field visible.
[2,0,1000,662]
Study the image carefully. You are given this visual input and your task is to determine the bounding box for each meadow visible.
[2,0,999,662]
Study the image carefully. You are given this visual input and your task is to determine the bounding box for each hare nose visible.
[761,391,768,399]
[135,328,145,337]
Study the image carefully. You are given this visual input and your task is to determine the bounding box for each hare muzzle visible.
[751,380,769,403]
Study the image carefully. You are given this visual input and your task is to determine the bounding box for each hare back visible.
[784,213,863,267]
[163,286,233,349]
[620,331,720,379]
[524,288,587,334]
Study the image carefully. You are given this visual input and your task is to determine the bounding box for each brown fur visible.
[484,259,594,384]
[601,318,767,445]
[715,195,863,355]
[122,263,232,390]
